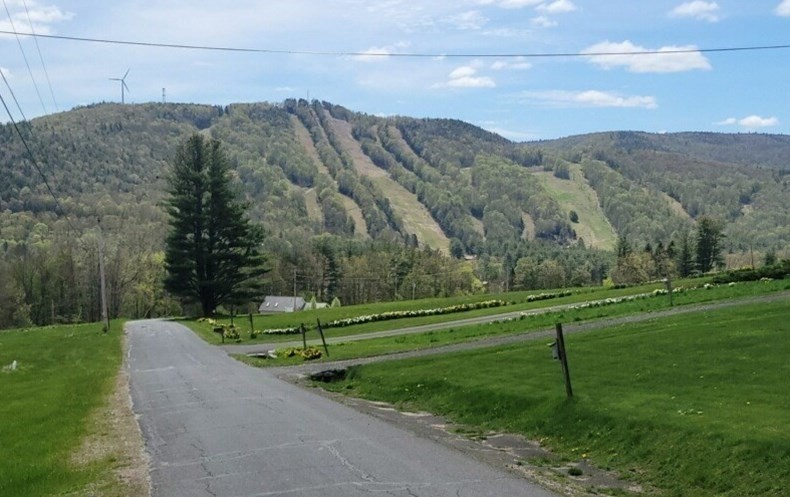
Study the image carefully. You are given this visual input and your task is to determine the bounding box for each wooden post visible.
[316,319,330,357]
[665,277,674,307]
[248,312,254,337]
[300,323,307,349]
[97,218,110,333]
[555,323,573,398]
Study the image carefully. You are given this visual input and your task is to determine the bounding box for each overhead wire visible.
[21,0,58,111]
[0,84,77,234]
[0,63,31,123]
[1,0,47,114]
[1,29,789,59]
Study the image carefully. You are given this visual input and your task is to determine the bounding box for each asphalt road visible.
[127,320,557,497]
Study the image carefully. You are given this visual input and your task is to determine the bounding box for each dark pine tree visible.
[164,134,267,316]
[676,230,695,277]
[695,216,725,273]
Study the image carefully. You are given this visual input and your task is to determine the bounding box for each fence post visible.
[316,319,330,357]
[555,323,573,398]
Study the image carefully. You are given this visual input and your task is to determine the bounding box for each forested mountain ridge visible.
[2,100,789,328]
[2,101,788,255]
[535,130,790,249]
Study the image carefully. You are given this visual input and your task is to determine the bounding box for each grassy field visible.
[183,281,683,344]
[238,279,788,367]
[324,300,790,496]
[185,277,788,347]
[0,322,125,497]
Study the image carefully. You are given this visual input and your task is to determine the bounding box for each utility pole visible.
[97,218,110,333]
[293,268,298,313]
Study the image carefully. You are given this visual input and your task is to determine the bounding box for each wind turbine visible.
[109,69,130,104]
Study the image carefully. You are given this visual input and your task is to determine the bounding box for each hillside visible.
[1,101,789,256]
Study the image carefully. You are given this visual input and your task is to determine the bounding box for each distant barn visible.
[258,296,305,313]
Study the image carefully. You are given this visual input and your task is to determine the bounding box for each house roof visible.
[259,296,305,313]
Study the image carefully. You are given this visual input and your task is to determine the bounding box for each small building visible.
[258,296,305,313]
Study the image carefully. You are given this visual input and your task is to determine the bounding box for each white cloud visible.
[582,40,711,73]
[717,115,779,128]
[0,0,73,37]
[669,1,720,22]
[499,0,543,8]
[537,0,577,14]
[482,27,533,37]
[522,90,657,109]
[531,15,558,27]
[351,42,410,62]
[491,57,532,70]
[274,86,295,92]
[776,0,790,16]
[441,65,496,88]
[444,10,488,29]
[480,125,541,141]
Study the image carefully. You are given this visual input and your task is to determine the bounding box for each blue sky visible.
[1,0,789,140]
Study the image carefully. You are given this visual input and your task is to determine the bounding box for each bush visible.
[279,346,322,361]
[711,260,790,284]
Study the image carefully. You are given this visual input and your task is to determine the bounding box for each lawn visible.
[324,300,790,496]
[237,280,789,367]
[0,322,124,497]
[186,277,729,345]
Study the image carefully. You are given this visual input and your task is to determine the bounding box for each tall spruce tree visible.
[695,216,725,273]
[164,134,266,316]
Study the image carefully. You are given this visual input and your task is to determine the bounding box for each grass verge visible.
[322,300,790,496]
[0,321,134,497]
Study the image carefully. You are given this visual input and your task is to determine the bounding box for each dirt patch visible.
[69,334,150,497]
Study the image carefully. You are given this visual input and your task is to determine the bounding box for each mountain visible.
[1,100,788,255]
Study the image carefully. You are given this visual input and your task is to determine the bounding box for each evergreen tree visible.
[164,134,267,316]
[615,234,632,259]
[676,231,695,277]
[695,216,725,273]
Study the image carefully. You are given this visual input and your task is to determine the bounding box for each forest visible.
[0,100,788,329]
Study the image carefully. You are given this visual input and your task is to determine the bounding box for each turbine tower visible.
[109,69,130,104]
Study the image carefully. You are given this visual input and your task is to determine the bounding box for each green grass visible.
[237,280,789,367]
[0,322,123,497]
[186,278,730,345]
[324,300,790,496]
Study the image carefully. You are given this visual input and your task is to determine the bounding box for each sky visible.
[1,0,789,140]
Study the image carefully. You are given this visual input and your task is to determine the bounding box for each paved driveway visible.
[127,320,556,497]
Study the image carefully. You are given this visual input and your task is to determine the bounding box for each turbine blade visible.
[123,68,130,79]
[123,81,130,92]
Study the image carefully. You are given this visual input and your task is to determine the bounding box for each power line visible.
[0,64,31,123]
[0,87,77,233]
[2,29,790,59]
[21,0,58,111]
[1,1,47,114]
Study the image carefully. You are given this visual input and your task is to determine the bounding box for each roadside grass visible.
[0,322,124,497]
[185,277,726,345]
[236,280,788,368]
[323,300,790,497]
